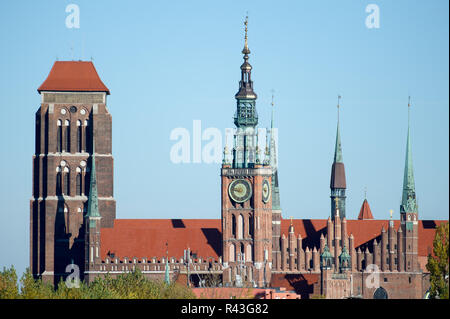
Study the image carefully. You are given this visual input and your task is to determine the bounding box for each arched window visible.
[84,171,90,196]
[237,214,244,239]
[77,120,82,152]
[63,167,70,196]
[57,120,62,152]
[56,172,62,195]
[246,244,252,262]
[248,214,253,237]
[76,172,82,196]
[232,215,236,238]
[84,120,89,153]
[229,244,235,262]
[64,120,70,152]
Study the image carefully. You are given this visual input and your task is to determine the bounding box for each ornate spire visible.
[235,15,257,101]
[242,15,250,55]
[400,96,418,214]
[334,95,343,163]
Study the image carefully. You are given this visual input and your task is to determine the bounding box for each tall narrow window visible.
[237,214,244,239]
[84,120,89,153]
[77,120,82,152]
[56,172,62,195]
[229,244,235,262]
[76,173,82,196]
[84,171,90,196]
[57,120,62,152]
[248,215,253,237]
[232,215,236,238]
[64,120,70,152]
[64,168,70,196]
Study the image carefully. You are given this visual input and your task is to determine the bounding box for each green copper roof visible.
[321,244,333,258]
[86,140,101,220]
[401,104,418,214]
[334,121,343,163]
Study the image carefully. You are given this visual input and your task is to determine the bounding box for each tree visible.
[426,222,449,299]
[0,266,19,299]
[20,268,55,299]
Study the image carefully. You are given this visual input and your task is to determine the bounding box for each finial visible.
[389,209,393,220]
[364,187,367,200]
[242,14,250,55]
[290,216,293,225]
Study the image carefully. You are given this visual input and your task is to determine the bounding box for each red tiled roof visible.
[358,199,374,220]
[100,219,221,261]
[38,61,110,94]
[100,218,446,262]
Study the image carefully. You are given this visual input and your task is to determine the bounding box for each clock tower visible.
[221,17,273,288]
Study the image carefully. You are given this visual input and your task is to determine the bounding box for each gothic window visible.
[64,120,70,152]
[232,215,236,238]
[85,171,90,196]
[84,120,89,153]
[248,214,253,237]
[237,214,244,239]
[57,120,62,152]
[76,172,82,196]
[246,244,252,262]
[64,170,70,196]
[77,120,82,152]
[229,244,235,262]
[56,172,62,195]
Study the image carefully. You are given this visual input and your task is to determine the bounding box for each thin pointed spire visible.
[334,95,343,163]
[401,96,417,214]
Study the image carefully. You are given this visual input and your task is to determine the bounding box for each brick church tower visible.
[221,17,273,287]
[30,61,116,284]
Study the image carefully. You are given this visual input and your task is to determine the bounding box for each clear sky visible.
[0,0,448,277]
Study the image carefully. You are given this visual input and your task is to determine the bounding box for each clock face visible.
[228,179,252,203]
[262,179,271,203]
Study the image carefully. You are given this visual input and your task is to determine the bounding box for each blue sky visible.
[0,0,448,277]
